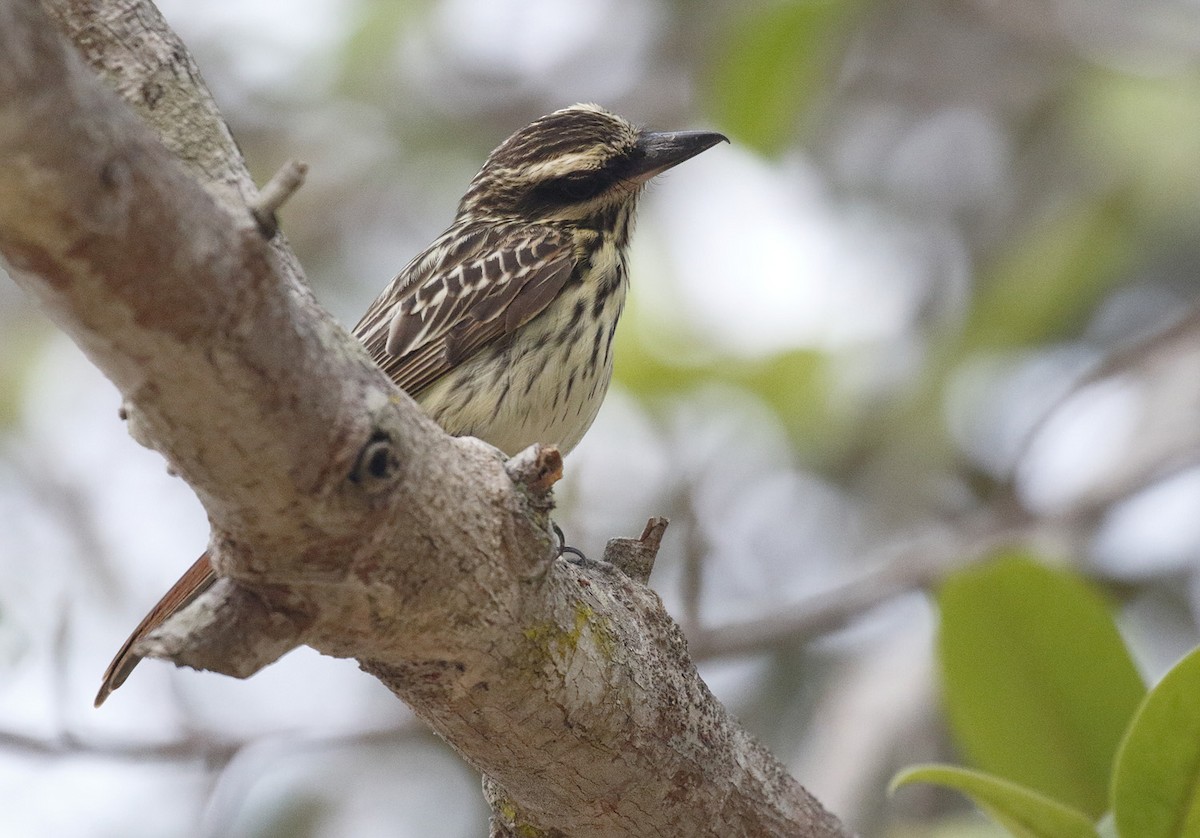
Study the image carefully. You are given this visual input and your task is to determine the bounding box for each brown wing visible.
[352,224,576,397]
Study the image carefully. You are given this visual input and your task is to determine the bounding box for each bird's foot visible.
[553,522,587,563]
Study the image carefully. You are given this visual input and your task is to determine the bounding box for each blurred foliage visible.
[0,318,47,430]
[892,764,1098,838]
[710,0,860,155]
[250,794,328,838]
[1076,70,1200,222]
[937,555,1144,817]
[914,559,1200,838]
[960,198,1134,353]
[339,1,424,96]
[614,301,843,456]
[1111,646,1200,838]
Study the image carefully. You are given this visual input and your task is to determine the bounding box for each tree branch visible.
[0,1,848,834]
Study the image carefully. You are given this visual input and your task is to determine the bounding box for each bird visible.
[94,104,727,707]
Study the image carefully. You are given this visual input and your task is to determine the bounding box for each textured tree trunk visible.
[0,1,849,834]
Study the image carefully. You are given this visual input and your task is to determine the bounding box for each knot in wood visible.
[349,429,401,490]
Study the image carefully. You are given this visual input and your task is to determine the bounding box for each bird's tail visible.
[94,551,216,707]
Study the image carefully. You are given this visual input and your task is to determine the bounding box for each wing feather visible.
[352,224,576,397]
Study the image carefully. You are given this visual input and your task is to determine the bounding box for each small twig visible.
[0,717,427,766]
[1086,303,1200,393]
[689,510,1020,660]
[677,491,706,633]
[506,444,563,498]
[1014,302,1200,472]
[199,719,434,838]
[248,159,308,238]
[0,727,242,763]
[3,443,121,594]
[603,517,668,583]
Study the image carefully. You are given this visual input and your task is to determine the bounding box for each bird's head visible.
[459,104,727,226]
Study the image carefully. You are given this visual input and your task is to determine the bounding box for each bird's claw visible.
[553,522,587,563]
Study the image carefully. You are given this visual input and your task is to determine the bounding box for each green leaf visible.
[892,764,1099,838]
[938,555,1145,817]
[1111,645,1200,838]
[710,1,858,155]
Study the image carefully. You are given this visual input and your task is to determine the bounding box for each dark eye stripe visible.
[547,172,607,201]
[522,154,637,210]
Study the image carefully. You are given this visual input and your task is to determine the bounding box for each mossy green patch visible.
[523,601,616,668]
[494,799,550,838]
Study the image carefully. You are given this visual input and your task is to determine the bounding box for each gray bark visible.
[0,1,849,834]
